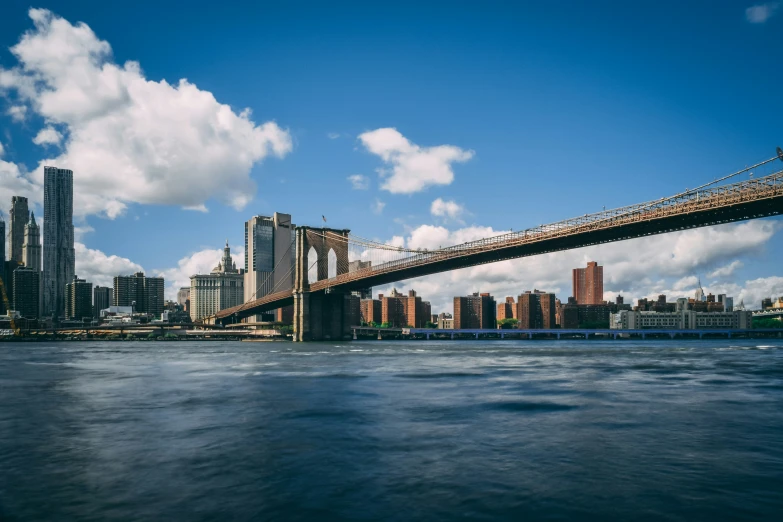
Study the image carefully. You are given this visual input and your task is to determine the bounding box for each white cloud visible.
[155,245,244,298]
[74,224,95,241]
[0,9,292,219]
[430,198,465,222]
[6,105,27,122]
[327,132,341,139]
[746,2,779,23]
[347,174,369,190]
[75,242,144,288]
[708,260,744,279]
[371,219,781,313]
[32,126,63,146]
[0,159,40,211]
[0,141,4,156]
[358,128,474,194]
[372,198,386,214]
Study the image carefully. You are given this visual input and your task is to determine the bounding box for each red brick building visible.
[517,290,556,329]
[454,292,496,329]
[572,261,603,305]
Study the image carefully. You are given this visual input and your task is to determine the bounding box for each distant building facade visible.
[377,288,431,327]
[437,312,454,330]
[43,166,75,319]
[114,272,165,316]
[190,242,244,321]
[497,297,516,321]
[22,212,42,271]
[454,292,496,329]
[12,267,40,319]
[348,260,373,299]
[610,310,752,330]
[9,196,29,265]
[360,298,382,325]
[244,212,295,322]
[65,276,93,321]
[572,261,603,305]
[517,290,556,329]
[93,286,113,318]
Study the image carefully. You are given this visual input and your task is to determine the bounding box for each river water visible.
[1,340,782,521]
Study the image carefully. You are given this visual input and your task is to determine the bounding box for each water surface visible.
[1,340,782,521]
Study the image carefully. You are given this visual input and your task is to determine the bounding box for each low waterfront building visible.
[190,242,245,322]
[454,292,496,329]
[610,310,753,330]
[437,312,454,329]
[378,289,431,327]
[517,290,556,329]
[12,267,40,319]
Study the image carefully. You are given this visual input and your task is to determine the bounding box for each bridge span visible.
[209,149,783,341]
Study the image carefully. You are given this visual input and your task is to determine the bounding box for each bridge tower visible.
[293,226,353,341]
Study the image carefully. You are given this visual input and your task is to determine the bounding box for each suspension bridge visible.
[208,148,783,341]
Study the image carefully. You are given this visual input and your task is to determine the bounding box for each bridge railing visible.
[311,168,783,291]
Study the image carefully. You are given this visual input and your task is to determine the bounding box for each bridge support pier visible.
[426,333,430,340]
[293,289,353,342]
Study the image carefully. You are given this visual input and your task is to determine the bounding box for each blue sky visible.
[1,1,782,310]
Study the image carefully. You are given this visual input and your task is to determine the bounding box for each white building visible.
[190,241,244,322]
[611,310,752,330]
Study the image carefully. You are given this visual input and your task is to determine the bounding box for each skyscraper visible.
[43,166,75,318]
[93,286,113,317]
[572,261,603,305]
[244,212,295,322]
[9,196,29,265]
[23,212,42,271]
[0,214,5,263]
[65,276,92,321]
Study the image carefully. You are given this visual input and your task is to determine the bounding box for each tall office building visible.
[0,214,5,263]
[189,242,244,321]
[9,196,29,265]
[113,272,165,316]
[93,286,113,317]
[22,212,42,271]
[572,261,603,305]
[454,292,496,329]
[12,267,40,319]
[65,276,92,321]
[43,166,75,318]
[244,213,295,322]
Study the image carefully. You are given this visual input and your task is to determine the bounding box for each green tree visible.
[497,318,519,329]
[753,317,783,329]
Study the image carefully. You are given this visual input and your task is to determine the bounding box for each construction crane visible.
[0,274,19,336]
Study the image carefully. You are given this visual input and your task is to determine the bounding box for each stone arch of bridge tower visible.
[295,226,350,291]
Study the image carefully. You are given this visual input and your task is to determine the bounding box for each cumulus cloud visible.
[0,159,40,210]
[430,198,465,222]
[6,105,27,122]
[358,128,474,194]
[32,126,63,146]
[327,132,341,140]
[0,9,292,218]
[708,260,744,279]
[75,242,144,288]
[347,174,369,190]
[370,219,781,312]
[746,2,779,23]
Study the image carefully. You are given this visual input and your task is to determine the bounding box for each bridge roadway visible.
[215,158,783,323]
[353,327,783,340]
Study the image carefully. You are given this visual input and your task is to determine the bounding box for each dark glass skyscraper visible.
[43,166,75,319]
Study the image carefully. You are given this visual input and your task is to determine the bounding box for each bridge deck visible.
[215,165,783,322]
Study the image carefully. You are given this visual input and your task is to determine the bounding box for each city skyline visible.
[1,5,782,312]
